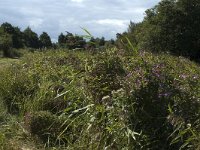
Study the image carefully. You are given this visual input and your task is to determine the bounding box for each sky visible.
[0,0,160,42]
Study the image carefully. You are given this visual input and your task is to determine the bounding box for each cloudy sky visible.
[0,0,160,41]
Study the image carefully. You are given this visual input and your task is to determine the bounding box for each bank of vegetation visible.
[0,0,200,149]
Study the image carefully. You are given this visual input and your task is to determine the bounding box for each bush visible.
[0,64,38,114]
[26,111,70,146]
[120,52,200,149]
[84,52,126,103]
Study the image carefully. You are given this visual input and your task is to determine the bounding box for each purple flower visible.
[158,92,172,98]
[126,72,133,78]
[179,74,187,79]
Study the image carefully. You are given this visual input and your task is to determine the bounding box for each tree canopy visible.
[39,32,52,48]
[23,27,40,48]
[117,0,200,61]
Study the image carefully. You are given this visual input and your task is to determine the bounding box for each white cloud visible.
[29,18,43,29]
[0,0,161,40]
[70,0,85,3]
[95,19,129,27]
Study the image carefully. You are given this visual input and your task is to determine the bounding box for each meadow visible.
[0,48,199,149]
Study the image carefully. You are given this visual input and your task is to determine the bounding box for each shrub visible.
[84,52,126,103]
[120,52,200,149]
[26,111,70,146]
[0,64,38,114]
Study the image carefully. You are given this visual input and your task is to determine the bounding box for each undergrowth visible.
[0,49,199,149]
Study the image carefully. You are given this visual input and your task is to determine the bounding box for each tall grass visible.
[0,48,199,149]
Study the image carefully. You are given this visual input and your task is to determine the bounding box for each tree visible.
[0,27,13,57]
[58,32,86,49]
[1,22,23,48]
[58,33,65,46]
[73,35,86,49]
[121,0,200,61]
[99,37,105,47]
[23,27,40,48]
[39,32,52,48]
[1,22,15,34]
[13,27,23,48]
[175,0,200,59]
[87,37,96,49]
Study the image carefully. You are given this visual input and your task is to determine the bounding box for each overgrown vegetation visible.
[0,0,200,149]
[0,49,199,149]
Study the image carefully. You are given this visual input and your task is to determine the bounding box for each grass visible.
[0,48,199,149]
[0,58,19,70]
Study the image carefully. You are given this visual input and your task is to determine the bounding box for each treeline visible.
[116,0,200,61]
[0,22,115,57]
[0,22,52,57]
[58,32,114,50]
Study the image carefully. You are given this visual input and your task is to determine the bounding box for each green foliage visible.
[58,33,66,46]
[39,32,52,48]
[0,48,200,149]
[1,22,23,49]
[23,27,40,49]
[27,111,70,146]
[0,64,38,114]
[58,32,86,49]
[118,0,200,61]
[0,27,13,57]
[1,1,200,148]
[84,51,125,102]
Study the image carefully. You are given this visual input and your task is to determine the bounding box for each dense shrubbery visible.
[0,49,199,149]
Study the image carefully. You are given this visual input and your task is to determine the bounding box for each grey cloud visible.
[0,0,161,41]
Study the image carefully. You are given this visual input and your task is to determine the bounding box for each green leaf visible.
[81,27,93,38]
[125,36,137,54]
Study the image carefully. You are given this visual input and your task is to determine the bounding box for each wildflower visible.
[158,92,171,98]
[126,72,132,78]
[179,74,187,79]
[193,75,198,79]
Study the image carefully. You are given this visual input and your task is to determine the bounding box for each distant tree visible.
[1,22,15,34]
[65,32,75,49]
[86,37,96,50]
[110,39,115,45]
[39,32,52,48]
[1,22,23,48]
[105,39,115,48]
[73,35,86,49]
[58,32,86,49]
[0,27,13,57]
[99,37,105,46]
[23,27,40,48]
[52,43,58,49]
[58,33,66,46]
[12,27,23,48]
